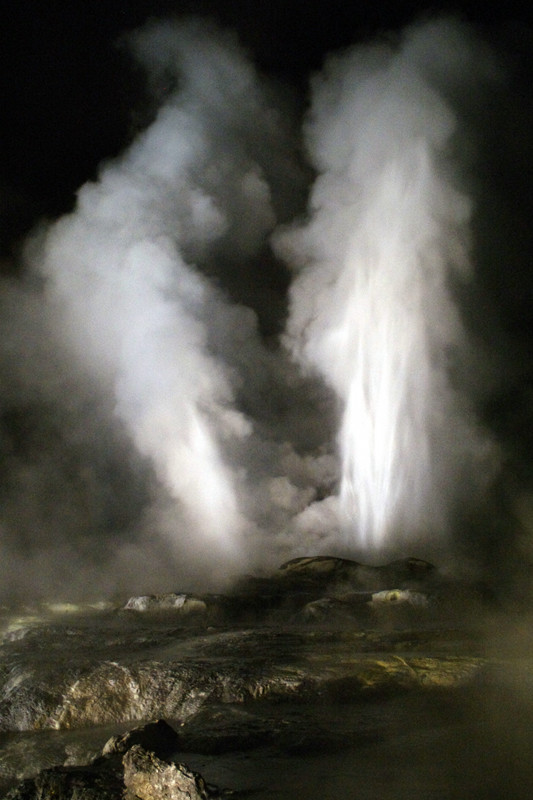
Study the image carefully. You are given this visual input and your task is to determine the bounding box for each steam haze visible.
[1,8,532,602]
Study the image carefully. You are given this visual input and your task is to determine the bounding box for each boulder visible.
[123,745,224,800]
[299,596,363,623]
[123,594,207,615]
[102,719,180,759]
[368,589,429,608]
[277,555,436,594]
[298,587,429,623]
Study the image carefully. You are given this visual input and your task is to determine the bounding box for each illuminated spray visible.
[26,20,291,568]
[278,20,496,551]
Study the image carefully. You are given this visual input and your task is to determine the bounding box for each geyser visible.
[21,18,302,580]
[1,13,517,601]
[277,19,498,552]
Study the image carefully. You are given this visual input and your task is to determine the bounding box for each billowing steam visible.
[20,20,308,583]
[0,15,523,601]
[276,19,499,553]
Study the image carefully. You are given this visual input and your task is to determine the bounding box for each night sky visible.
[2,0,532,258]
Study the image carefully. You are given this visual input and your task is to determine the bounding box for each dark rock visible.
[3,760,123,800]
[279,555,359,576]
[222,556,437,625]
[117,557,437,627]
[299,596,363,623]
[296,583,429,624]
[102,719,180,759]
[277,555,436,595]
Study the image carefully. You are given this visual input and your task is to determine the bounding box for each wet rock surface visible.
[0,557,531,798]
[3,721,231,800]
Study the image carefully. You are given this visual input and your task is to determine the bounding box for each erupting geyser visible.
[0,14,508,600]
[21,19,299,576]
[277,19,497,551]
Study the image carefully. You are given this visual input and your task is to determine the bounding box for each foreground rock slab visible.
[0,627,485,733]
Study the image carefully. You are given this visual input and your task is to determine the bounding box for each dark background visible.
[2,0,532,259]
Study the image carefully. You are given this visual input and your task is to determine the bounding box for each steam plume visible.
[1,15,527,601]
[17,18,302,590]
[276,19,499,553]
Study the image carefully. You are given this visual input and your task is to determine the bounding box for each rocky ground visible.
[1,556,532,799]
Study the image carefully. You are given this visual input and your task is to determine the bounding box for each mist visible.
[0,14,531,602]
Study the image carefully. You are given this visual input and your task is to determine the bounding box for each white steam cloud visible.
[275,19,500,553]
[0,15,522,601]
[21,20,303,584]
